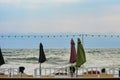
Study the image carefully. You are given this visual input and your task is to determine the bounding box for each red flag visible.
[69,38,76,63]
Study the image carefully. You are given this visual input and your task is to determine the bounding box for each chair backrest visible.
[19,66,25,73]
[101,68,106,73]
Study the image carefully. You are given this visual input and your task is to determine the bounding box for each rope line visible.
[0,34,120,38]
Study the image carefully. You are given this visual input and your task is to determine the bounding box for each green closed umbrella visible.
[76,38,86,76]
[76,38,86,67]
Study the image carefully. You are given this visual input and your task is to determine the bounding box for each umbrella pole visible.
[82,34,84,45]
[76,67,78,77]
[39,63,41,76]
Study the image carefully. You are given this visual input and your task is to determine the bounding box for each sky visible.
[0,0,120,33]
[0,0,120,48]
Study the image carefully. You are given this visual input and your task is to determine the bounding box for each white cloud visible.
[0,0,120,33]
[0,0,21,4]
[1,13,120,33]
[28,0,81,4]
[0,0,82,4]
[0,0,84,9]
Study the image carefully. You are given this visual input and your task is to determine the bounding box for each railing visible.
[34,67,120,77]
[0,68,19,77]
[0,67,120,78]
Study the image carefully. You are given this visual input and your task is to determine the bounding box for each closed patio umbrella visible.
[38,43,46,76]
[76,38,86,76]
[0,48,5,66]
[76,38,86,67]
[69,38,76,77]
[69,38,76,63]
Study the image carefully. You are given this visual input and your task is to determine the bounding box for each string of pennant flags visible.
[0,34,120,38]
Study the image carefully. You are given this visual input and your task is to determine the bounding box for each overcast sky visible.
[0,0,120,34]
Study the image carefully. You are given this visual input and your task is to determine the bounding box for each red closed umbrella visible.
[69,38,76,63]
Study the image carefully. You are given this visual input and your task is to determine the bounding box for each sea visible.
[1,48,120,75]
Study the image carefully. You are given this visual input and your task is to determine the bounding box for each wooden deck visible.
[0,74,120,80]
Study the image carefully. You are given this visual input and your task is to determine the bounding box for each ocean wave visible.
[2,48,120,68]
[46,57,68,65]
[6,57,38,62]
[2,51,12,54]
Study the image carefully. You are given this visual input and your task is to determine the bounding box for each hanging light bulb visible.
[53,35,55,38]
[79,34,81,37]
[21,36,23,38]
[73,35,75,37]
[117,35,119,38]
[47,36,49,38]
[111,35,113,37]
[14,36,17,38]
[28,36,30,38]
[98,35,100,37]
[104,35,107,37]
[66,35,69,37]
[85,34,87,37]
[1,36,4,38]
[41,36,43,38]
[91,35,94,37]
[8,36,10,38]
[34,36,36,38]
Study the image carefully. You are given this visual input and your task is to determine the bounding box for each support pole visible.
[82,34,84,45]
[39,63,41,76]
